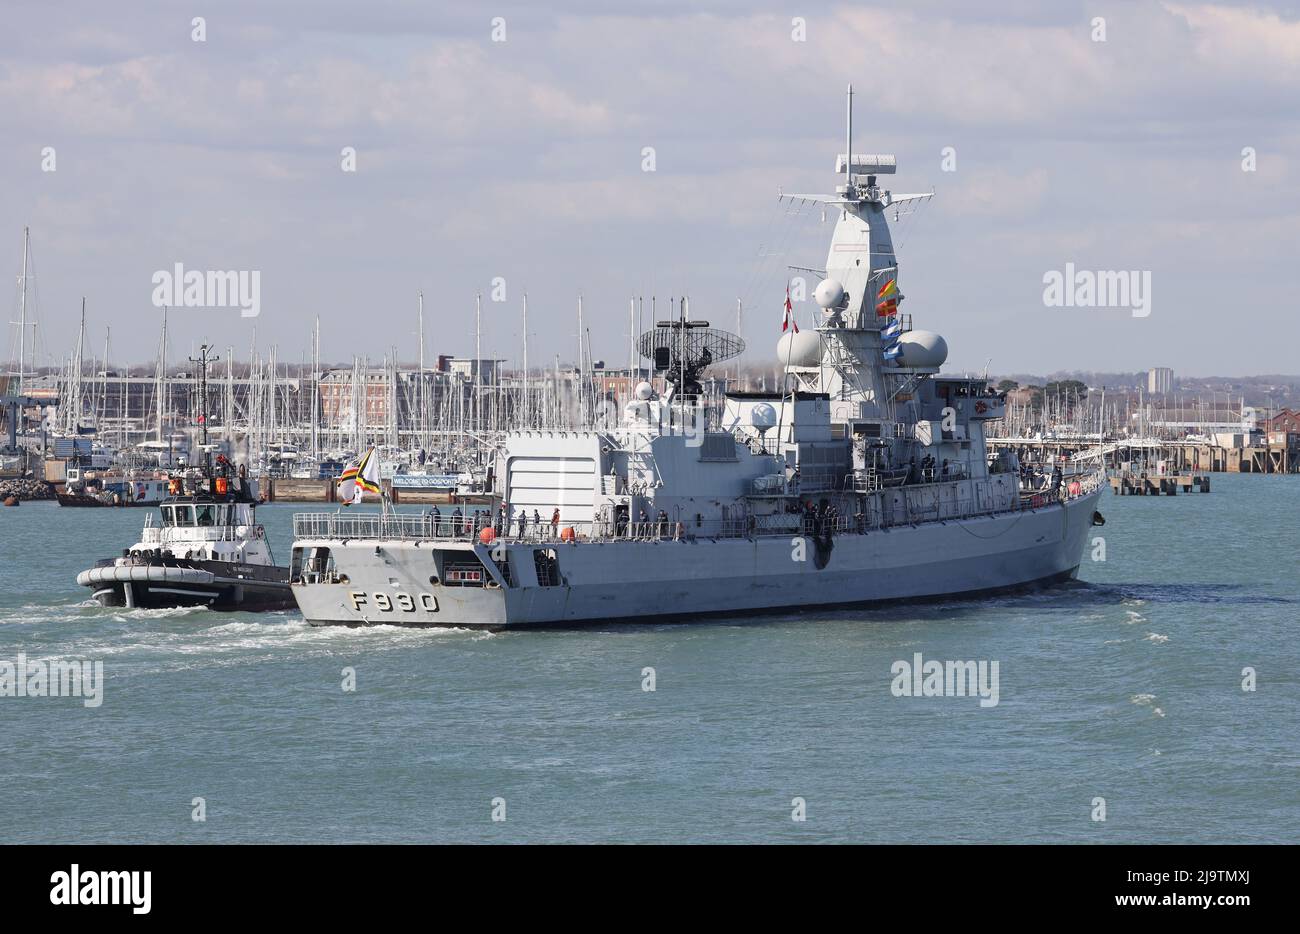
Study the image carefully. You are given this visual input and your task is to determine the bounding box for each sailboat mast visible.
[576,294,584,427]
[100,327,110,437]
[417,291,425,451]
[521,292,529,429]
[70,297,85,432]
[311,317,320,460]
[474,291,482,432]
[17,227,29,391]
[735,298,743,389]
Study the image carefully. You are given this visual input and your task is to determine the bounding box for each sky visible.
[2,0,1298,378]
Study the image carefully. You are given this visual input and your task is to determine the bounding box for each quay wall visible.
[987,439,1297,474]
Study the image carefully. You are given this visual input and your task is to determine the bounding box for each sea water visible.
[1,473,1295,843]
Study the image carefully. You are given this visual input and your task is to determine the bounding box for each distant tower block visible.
[1147,367,1173,394]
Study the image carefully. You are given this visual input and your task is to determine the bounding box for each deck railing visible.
[140,526,251,545]
[292,468,1105,545]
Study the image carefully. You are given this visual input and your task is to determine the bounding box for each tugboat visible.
[75,346,294,611]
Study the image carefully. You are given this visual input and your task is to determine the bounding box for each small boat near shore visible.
[56,468,171,507]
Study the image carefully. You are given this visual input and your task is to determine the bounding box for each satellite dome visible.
[814,278,846,309]
[893,330,948,368]
[751,402,777,430]
[776,330,825,368]
[634,381,654,400]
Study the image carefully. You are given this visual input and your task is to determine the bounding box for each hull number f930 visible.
[348,591,438,613]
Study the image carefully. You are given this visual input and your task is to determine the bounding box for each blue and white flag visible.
[882,342,903,361]
[881,318,902,344]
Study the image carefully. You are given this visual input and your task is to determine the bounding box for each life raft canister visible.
[478,527,495,545]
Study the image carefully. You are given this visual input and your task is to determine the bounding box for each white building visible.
[1147,367,1173,394]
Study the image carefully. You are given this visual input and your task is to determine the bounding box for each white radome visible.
[814,278,846,310]
[776,330,825,368]
[750,402,778,430]
[893,330,948,368]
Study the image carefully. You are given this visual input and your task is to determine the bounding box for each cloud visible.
[0,0,1297,376]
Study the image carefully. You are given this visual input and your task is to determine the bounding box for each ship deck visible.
[292,470,1107,545]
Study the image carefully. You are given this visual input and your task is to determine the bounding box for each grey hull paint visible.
[291,489,1102,629]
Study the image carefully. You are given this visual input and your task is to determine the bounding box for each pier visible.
[1108,473,1210,495]
[987,437,1297,474]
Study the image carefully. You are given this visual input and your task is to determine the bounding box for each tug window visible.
[173,505,195,526]
[196,505,215,526]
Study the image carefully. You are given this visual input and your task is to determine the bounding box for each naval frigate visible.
[287,87,1107,628]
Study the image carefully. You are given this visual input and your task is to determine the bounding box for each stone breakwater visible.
[0,478,54,502]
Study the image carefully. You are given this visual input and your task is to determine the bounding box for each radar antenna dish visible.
[637,300,744,400]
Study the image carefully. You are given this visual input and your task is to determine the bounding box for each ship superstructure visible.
[287,87,1106,628]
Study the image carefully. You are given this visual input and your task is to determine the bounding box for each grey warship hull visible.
[289,485,1103,629]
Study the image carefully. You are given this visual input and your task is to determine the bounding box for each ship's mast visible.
[845,83,853,192]
[188,342,220,469]
[155,307,168,444]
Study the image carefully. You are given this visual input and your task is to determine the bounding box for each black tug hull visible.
[79,558,294,611]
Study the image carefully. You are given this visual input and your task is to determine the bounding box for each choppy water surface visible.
[1,475,1296,843]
